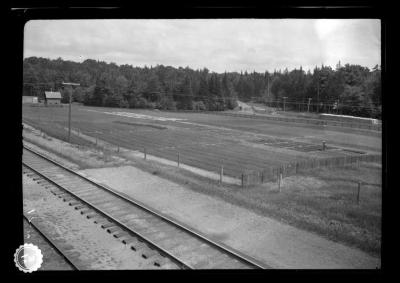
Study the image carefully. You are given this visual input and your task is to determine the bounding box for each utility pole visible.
[307,98,312,112]
[62,82,80,142]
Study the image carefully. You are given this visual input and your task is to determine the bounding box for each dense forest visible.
[23,57,381,118]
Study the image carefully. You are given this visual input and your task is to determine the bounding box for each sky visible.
[24,19,381,73]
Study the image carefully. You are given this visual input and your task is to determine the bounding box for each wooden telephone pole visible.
[62,82,80,142]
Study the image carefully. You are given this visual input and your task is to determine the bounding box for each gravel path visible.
[79,165,380,269]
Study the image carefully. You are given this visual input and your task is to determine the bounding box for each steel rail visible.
[23,145,267,269]
[22,214,79,270]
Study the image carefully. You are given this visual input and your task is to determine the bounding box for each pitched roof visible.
[44,91,62,99]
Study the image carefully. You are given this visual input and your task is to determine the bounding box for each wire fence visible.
[241,154,382,186]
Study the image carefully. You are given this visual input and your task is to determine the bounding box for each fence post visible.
[177,152,180,167]
[278,173,282,192]
[357,181,361,205]
[241,173,244,188]
[144,147,147,160]
[220,165,223,184]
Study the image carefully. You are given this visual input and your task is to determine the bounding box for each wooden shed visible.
[44,91,62,105]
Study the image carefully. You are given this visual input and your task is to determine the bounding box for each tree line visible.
[23,57,381,118]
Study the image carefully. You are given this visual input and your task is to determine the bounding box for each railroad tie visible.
[113,231,130,240]
[74,204,86,210]
[152,256,172,268]
[129,240,148,252]
[106,226,122,234]
[52,190,68,196]
[122,237,138,245]
[122,237,148,251]
[85,212,98,219]
[100,222,116,229]
[68,200,81,206]
[141,248,159,260]
[80,209,93,215]
[62,196,75,202]
[92,216,108,224]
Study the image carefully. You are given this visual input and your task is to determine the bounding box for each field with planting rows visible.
[22,105,381,180]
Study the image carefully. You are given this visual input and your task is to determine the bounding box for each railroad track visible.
[23,215,78,270]
[22,145,267,269]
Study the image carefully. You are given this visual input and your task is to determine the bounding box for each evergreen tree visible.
[23,56,381,117]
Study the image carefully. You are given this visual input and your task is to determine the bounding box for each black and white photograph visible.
[13,6,386,272]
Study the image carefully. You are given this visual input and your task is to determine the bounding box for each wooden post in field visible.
[278,173,281,192]
[177,152,180,167]
[144,147,147,160]
[357,181,361,205]
[220,165,223,184]
[241,173,244,188]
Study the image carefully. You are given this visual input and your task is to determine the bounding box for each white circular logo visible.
[14,243,43,273]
